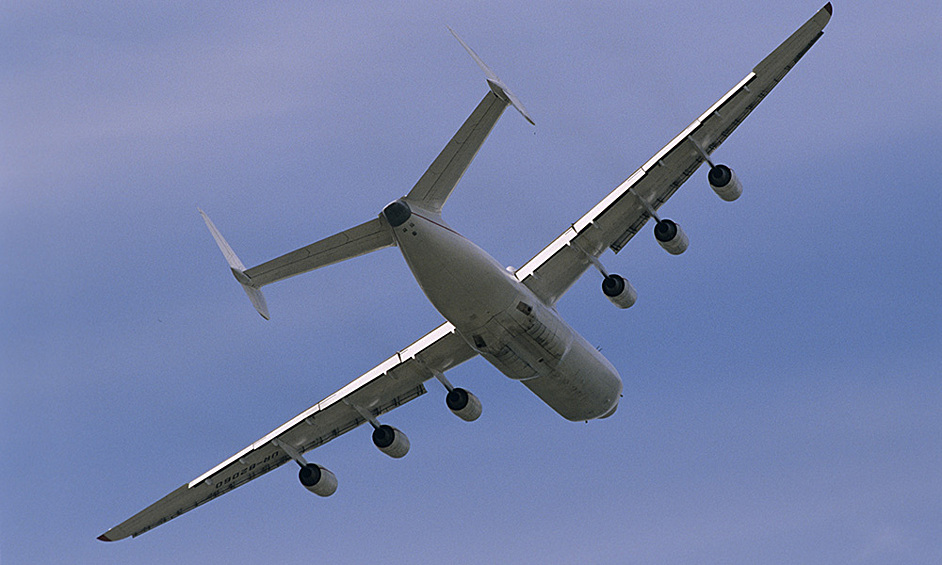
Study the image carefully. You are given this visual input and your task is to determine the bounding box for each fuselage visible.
[384,199,621,421]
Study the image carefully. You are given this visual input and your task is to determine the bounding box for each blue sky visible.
[2,1,940,563]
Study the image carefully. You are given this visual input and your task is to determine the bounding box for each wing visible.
[98,322,476,542]
[514,3,832,305]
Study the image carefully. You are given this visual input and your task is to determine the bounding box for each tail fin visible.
[448,27,534,125]
[199,209,270,320]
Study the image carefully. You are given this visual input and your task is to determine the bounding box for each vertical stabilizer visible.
[448,27,535,125]
[199,209,270,320]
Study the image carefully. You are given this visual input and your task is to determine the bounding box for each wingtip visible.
[824,2,832,15]
[97,533,113,542]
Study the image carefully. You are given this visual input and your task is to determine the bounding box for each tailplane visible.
[199,209,395,319]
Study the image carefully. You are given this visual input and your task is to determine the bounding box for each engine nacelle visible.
[372,424,410,458]
[446,387,482,421]
[654,219,689,255]
[708,164,742,202]
[298,463,338,497]
[602,274,637,308]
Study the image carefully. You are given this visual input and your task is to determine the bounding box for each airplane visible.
[99,3,832,542]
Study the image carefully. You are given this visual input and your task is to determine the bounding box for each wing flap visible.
[99,323,476,541]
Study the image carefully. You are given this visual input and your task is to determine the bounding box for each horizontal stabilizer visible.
[200,210,395,318]
[242,216,395,287]
[448,27,535,125]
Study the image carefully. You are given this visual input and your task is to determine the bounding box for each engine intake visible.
[654,219,689,255]
[446,387,483,421]
[708,164,742,201]
[602,274,637,308]
[372,424,410,458]
[298,463,338,497]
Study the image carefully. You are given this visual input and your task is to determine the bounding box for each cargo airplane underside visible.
[100,4,832,541]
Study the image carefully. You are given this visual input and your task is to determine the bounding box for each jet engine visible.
[708,164,742,201]
[298,463,338,497]
[446,387,482,421]
[372,424,410,458]
[654,219,689,255]
[707,165,742,202]
[602,274,637,308]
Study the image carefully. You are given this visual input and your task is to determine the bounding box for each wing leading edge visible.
[515,3,832,305]
[98,323,476,541]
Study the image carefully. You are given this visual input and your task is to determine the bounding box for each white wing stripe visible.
[400,321,458,360]
[572,169,645,234]
[693,73,757,133]
[514,226,578,282]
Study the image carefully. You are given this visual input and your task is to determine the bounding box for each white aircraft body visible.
[99,4,832,541]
